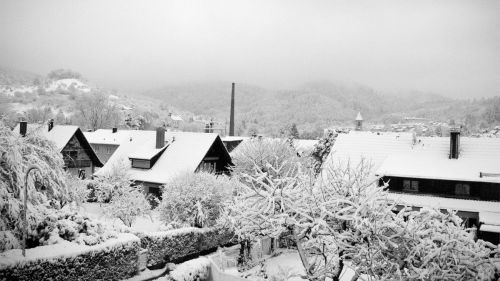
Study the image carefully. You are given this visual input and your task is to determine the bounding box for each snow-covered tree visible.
[104,185,151,227]
[90,159,131,203]
[231,137,304,181]
[157,172,235,228]
[227,154,500,280]
[75,91,121,131]
[310,130,337,175]
[0,121,115,251]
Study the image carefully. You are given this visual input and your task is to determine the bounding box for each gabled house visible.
[323,129,500,244]
[84,128,128,164]
[88,128,232,197]
[14,121,103,178]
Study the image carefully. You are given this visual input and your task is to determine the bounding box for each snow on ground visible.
[82,202,164,232]
[238,249,307,281]
[0,85,36,96]
[46,78,91,93]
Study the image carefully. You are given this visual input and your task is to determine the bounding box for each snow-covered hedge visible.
[168,257,211,281]
[0,233,141,281]
[139,227,234,268]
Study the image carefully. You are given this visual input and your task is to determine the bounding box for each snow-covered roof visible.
[13,123,78,151]
[377,154,500,183]
[84,129,131,145]
[324,131,500,183]
[13,123,103,167]
[293,139,319,155]
[170,114,183,121]
[324,131,414,172]
[222,136,248,142]
[94,130,230,184]
[128,145,167,160]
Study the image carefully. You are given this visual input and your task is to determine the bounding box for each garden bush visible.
[29,207,117,247]
[157,172,235,228]
[104,185,152,227]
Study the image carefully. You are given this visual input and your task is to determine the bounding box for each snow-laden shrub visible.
[157,172,235,228]
[89,159,131,203]
[31,207,117,247]
[104,185,152,227]
[66,174,91,205]
[168,257,211,281]
[0,122,69,251]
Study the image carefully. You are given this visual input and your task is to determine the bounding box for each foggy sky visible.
[0,0,499,98]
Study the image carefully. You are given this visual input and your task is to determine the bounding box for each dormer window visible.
[128,145,168,170]
[131,158,153,169]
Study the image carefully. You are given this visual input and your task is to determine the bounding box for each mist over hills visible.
[142,81,495,136]
[1,66,498,138]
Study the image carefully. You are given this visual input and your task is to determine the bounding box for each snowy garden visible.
[1,122,500,281]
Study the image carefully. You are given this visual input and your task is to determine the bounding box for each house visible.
[84,128,128,164]
[14,121,103,178]
[167,113,183,129]
[323,128,500,244]
[88,128,232,197]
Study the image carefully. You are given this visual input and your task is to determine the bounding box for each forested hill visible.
[142,81,499,137]
[0,66,41,86]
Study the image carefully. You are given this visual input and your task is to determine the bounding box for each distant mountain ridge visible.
[142,80,485,136]
[1,66,498,137]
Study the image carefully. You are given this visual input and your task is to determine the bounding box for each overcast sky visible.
[0,0,498,98]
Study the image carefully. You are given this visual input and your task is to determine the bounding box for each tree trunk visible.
[293,228,315,280]
[332,251,344,281]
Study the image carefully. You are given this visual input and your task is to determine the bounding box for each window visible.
[455,183,470,196]
[131,159,151,169]
[198,161,216,173]
[403,180,419,192]
[63,150,78,160]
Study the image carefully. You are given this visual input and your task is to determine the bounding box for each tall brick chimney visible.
[156,127,165,149]
[48,119,54,132]
[229,82,235,136]
[19,121,27,137]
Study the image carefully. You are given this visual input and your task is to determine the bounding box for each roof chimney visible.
[112,127,118,133]
[449,126,461,159]
[19,121,27,137]
[229,82,235,136]
[48,119,54,132]
[156,127,165,149]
